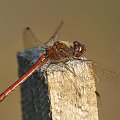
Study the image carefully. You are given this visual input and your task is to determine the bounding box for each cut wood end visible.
[47,59,99,120]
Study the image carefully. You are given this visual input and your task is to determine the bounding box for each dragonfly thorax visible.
[46,41,73,63]
[46,41,86,63]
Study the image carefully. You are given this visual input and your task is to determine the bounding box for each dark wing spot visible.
[26,27,30,30]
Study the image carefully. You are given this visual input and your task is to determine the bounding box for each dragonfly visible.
[0,21,88,102]
[0,22,119,103]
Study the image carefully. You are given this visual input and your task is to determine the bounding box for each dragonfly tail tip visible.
[0,93,6,102]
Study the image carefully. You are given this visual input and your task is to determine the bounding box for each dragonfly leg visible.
[95,90,100,97]
[39,64,50,81]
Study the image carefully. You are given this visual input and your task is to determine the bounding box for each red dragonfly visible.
[0,22,86,102]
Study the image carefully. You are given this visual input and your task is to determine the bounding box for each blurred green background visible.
[0,0,120,120]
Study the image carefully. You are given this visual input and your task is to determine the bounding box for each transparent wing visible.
[22,21,64,63]
[90,61,120,87]
[23,27,43,49]
[43,21,64,48]
[23,21,64,50]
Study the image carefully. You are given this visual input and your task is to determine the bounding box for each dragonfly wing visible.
[23,21,64,49]
[23,27,43,49]
[43,21,64,48]
[22,21,64,64]
[90,61,120,88]
[23,27,45,63]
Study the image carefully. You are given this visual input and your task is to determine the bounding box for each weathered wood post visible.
[17,49,99,120]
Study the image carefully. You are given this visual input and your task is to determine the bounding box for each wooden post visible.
[17,51,99,120]
[47,60,99,120]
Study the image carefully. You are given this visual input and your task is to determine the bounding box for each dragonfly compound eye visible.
[73,41,86,57]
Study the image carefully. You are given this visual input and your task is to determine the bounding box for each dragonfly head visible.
[72,41,86,57]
